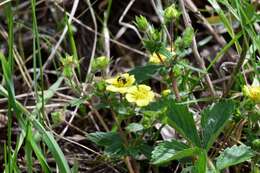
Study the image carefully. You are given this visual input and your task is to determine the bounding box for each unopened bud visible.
[91,56,110,72]
[164,5,180,22]
[135,15,149,31]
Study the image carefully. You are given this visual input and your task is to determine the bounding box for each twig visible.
[179,0,216,97]
[53,2,147,57]
[0,0,12,6]
[59,106,79,137]
[117,0,142,40]
[42,0,79,70]
[184,0,236,60]
[223,39,248,97]
[150,0,171,42]
[85,101,109,132]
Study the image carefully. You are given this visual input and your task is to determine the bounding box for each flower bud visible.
[243,85,260,103]
[252,139,260,151]
[61,55,78,78]
[51,110,65,125]
[164,5,180,23]
[95,80,106,92]
[162,89,171,96]
[91,56,110,72]
[135,15,149,31]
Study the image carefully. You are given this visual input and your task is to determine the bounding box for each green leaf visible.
[128,64,162,83]
[201,100,235,150]
[193,150,207,173]
[87,132,126,156]
[216,145,255,170]
[35,77,63,111]
[32,120,71,173]
[151,140,199,165]
[126,123,144,132]
[166,102,201,147]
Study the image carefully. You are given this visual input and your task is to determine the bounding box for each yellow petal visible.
[106,78,117,84]
[138,84,151,91]
[126,93,136,102]
[136,99,149,107]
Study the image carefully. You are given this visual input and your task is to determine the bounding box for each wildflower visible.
[149,47,175,64]
[162,89,171,96]
[106,73,135,93]
[243,85,260,103]
[149,52,167,64]
[126,85,155,107]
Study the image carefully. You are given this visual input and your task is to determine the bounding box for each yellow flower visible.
[126,85,155,107]
[106,73,135,93]
[149,47,176,64]
[243,85,260,103]
[149,52,167,64]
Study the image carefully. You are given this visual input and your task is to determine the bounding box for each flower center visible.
[117,76,127,86]
[134,89,147,99]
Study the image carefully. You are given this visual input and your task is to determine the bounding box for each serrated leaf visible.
[87,132,126,156]
[126,123,144,132]
[151,140,198,165]
[128,64,162,83]
[216,145,255,170]
[166,102,201,147]
[201,100,235,150]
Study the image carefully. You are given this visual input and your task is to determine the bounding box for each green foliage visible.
[216,145,255,170]
[134,15,149,31]
[87,132,126,156]
[166,101,201,147]
[126,123,144,133]
[164,4,180,23]
[193,150,207,173]
[201,100,235,150]
[151,140,199,165]
[175,27,194,53]
[128,64,162,82]
[91,56,110,72]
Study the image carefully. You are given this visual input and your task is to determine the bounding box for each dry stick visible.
[59,106,79,137]
[223,41,248,97]
[0,0,12,6]
[150,0,171,42]
[179,0,216,97]
[184,0,236,60]
[118,0,142,40]
[53,2,147,57]
[85,101,109,132]
[42,0,79,71]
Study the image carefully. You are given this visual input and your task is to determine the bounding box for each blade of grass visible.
[3,3,15,172]
[30,0,45,121]
[208,0,241,53]
[206,31,242,71]
[65,15,81,78]
[32,120,71,173]
[25,123,33,173]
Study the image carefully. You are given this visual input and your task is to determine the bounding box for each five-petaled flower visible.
[149,52,167,64]
[105,73,135,93]
[126,85,155,107]
[149,48,175,64]
[243,85,260,103]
